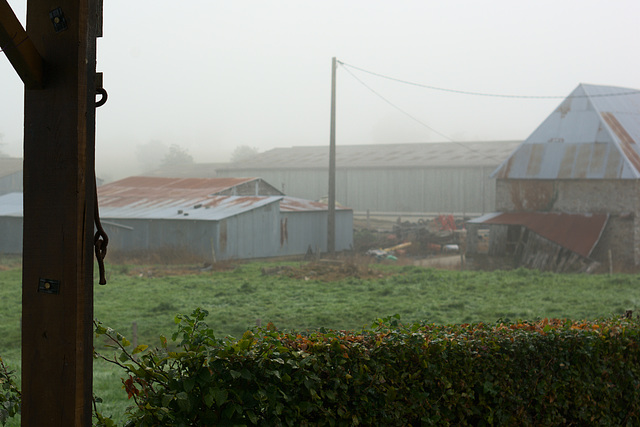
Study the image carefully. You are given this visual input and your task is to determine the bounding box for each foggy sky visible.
[1,1,640,181]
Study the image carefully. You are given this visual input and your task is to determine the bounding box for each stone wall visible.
[495,179,639,267]
[495,179,636,214]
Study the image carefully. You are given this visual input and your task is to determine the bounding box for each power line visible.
[338,62,507,163]
[340,64,454,142]
[339,61,640,99]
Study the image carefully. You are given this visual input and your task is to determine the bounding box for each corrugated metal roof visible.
[222,141,521,170]
[280,196,351,212]
[493,83,640,180]
[99,195,283,221]
[98,176,285,206]
[0,192,23,216]
[94,176,349,220]
[470,211,608,258]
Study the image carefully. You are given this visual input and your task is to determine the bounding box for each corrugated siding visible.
[220,167,498,214]
[0,173,23,196]
[278,210,353,255]
[0,217,23,253]
[493,84,640,180]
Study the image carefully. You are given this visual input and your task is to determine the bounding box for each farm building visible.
[95,176,353,261]
[0,157,23,196]
[467,83,640,272]
[215,141,521,216]
[0,192,22,253]
[0,177,353,259]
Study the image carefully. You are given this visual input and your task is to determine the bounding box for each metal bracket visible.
[49,8,68,33]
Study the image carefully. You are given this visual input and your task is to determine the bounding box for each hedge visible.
[93,309,640,426]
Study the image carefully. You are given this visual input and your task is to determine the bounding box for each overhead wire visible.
[339,61,640,99]
[337,61,509,163]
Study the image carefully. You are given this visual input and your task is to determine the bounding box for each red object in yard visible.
[437,215,457,231]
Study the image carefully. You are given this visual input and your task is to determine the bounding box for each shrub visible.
[0,357,20,426]
[94,310,640,426]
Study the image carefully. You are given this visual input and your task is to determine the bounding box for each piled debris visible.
[359,215,467,259]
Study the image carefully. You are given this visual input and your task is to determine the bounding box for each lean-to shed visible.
[467,83,640,271]
[216,141,520,216]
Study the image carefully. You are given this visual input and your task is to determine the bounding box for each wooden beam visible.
[21,0,99,424]
[0,0,44,89]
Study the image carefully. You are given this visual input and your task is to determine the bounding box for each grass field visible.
[1,256,640,425]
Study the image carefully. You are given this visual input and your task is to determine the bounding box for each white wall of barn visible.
[219,166,497,215]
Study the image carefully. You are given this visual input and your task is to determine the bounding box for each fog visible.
[1,1,640,181]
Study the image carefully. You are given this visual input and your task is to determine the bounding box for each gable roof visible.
[98,176,282,204]
[94,176,348,221]
[222,141,520,170]
[493,83,640,180]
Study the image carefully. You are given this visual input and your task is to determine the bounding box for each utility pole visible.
[1,0,101,425]
[328,57,337,254]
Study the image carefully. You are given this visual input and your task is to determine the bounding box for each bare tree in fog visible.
[161,144,194,166]
[135,140,168,172]
[230,145,260,163]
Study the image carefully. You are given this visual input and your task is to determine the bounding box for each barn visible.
[0,176,353,259]
[467,83,640,272]
[215,141,521,217]
[96,176,353,261]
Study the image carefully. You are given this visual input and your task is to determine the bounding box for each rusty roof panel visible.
[94,176,349,220]
[526,144,544,177]
[492,84,640,180]
[557,144,577,178]
[280,196,352,212]
[470,211,608,258]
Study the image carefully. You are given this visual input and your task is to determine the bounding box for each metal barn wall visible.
[102,207,280,262]
[279,210,353,255]
[0,216,23,253]
[0,172,23,196]
[102,218,219,260]
[217,203,280,260]
[221,167,497,215]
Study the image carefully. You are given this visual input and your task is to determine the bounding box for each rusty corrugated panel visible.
[601,112,640,174]
[280,196,352,212]
[557,145,577,178]
[574,144,592,178]
[604,147,623,178]
[589,143,607,176]
[491,84,640,180]
[477,211,608,258]
[526,144,544,177]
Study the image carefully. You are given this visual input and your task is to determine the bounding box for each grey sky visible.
[1,1,639,180]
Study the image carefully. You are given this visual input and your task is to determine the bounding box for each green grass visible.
[2,260,640,424]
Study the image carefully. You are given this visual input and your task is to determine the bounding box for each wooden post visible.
[328,57,337,254]
[0,0,43,88]
[20,0,100,425]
